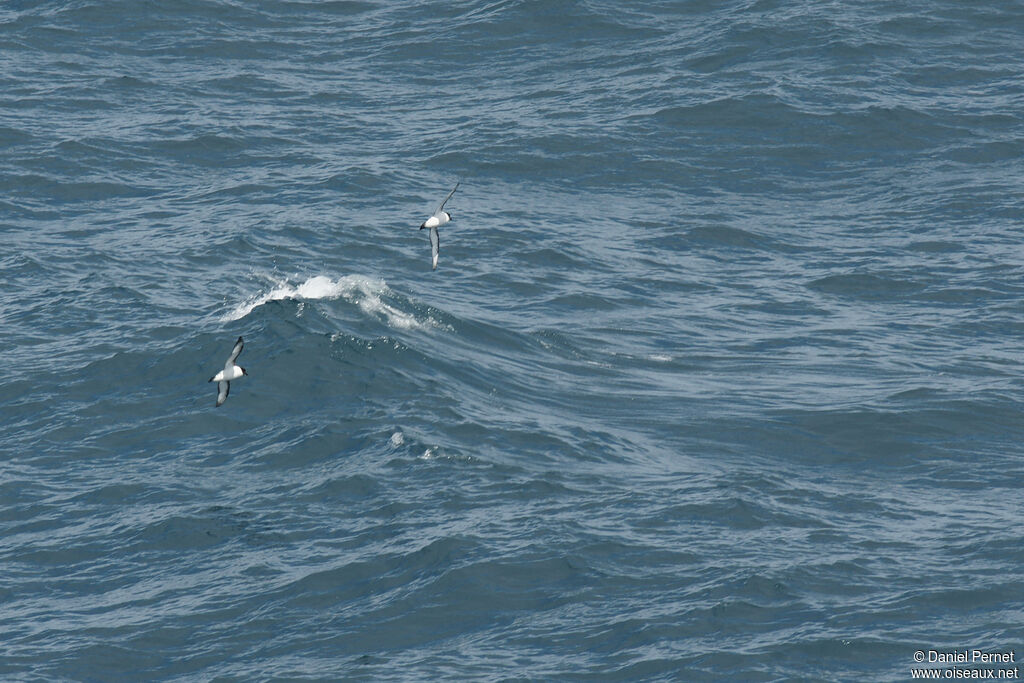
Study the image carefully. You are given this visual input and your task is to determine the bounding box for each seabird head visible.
[445,211,452,221]
[419,223,426,230]
[241,367,248,376]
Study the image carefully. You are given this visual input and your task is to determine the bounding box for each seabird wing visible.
[216,380,229,407]
[433,182,459,217]
[227,336,244,364]
[430,226,439,270]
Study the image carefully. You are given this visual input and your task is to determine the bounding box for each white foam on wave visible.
[224,274,431,329]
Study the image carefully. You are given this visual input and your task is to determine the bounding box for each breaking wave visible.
[224,274,431,330]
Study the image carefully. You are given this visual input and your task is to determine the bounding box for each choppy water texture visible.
[2,1,1024,680]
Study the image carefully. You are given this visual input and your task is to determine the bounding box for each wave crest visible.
[224,275,428,329]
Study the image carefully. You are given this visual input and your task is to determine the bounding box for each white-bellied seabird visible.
[419,182,459,270]
[208,336,247,407]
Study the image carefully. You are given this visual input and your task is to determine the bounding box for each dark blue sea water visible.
[3,1,1023,680]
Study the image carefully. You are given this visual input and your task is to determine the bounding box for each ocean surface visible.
[2,1,1023,680]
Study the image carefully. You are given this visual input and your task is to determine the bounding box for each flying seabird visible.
[419,182,459,270]
[208,336,247,407]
